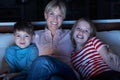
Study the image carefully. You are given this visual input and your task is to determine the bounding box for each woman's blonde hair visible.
[71,18,96,47]
[44,0,66,19]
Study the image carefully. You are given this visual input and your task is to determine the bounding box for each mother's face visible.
[44,7,63,31]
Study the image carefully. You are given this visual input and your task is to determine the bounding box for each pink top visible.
[33,28,74,66]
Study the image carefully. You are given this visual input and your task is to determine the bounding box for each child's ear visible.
[13,34,16,39]
[32,35,35,39]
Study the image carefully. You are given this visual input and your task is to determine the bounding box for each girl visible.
[71,18,120,80]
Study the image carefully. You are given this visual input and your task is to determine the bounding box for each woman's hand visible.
[39,45,54,56]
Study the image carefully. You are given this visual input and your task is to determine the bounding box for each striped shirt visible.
[71,37,111,80]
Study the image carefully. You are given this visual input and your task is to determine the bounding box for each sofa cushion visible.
[0,33,14,69]
[0,30,120,70]
[96,30,120,56]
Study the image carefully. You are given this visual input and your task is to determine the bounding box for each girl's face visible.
[44,7,63,31]
[14,31,33,48]
[73,20,91,45]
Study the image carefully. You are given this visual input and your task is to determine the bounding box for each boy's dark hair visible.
[13,21,34,35]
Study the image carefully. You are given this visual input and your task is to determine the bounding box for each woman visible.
[27,0,78,80]
[33,0,73,65]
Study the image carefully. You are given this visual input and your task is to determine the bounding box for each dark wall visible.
[0,0,38,21]
[0,0,119,21]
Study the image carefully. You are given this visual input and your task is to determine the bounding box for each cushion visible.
[0,33,14,69]
[0,30,120,70]
[96,30,120,56]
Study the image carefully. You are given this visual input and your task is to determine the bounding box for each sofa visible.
[0,20,120,73]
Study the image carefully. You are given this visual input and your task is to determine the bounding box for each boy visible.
[1,22,38,80]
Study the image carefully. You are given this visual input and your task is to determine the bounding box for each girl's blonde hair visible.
[71,18,96,47]
[44,0,66,19]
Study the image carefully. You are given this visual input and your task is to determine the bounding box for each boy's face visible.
[73,20,91,45]
[14,31,33,48]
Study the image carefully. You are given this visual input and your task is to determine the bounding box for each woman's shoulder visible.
[35,30,45,34]
[59,29,72,40]
[34,30,46,39]
[61,29,71,35]
[62,29,71,32]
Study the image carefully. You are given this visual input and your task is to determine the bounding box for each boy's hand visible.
[3,73,21,80]
[0,73,6,80]
[2,73,14,80]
